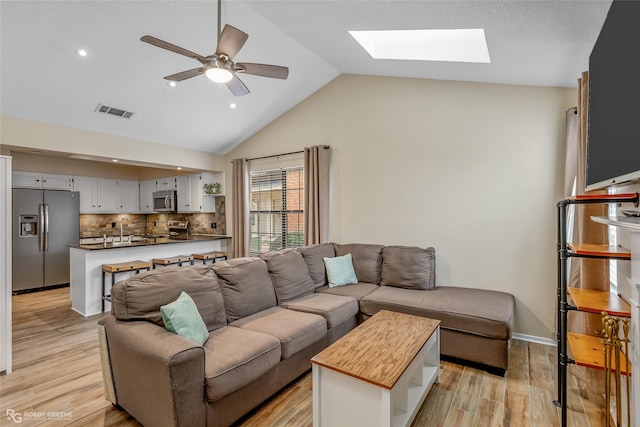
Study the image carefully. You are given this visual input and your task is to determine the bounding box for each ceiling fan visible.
[140,0,288,96]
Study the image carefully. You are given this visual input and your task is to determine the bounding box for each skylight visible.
[348,29,491,63]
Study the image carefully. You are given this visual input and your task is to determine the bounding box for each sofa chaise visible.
[98,243,515,426]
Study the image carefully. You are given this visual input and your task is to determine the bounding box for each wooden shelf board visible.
[567,333,631,375]
[572,193,638,202]
[567,243,631,259]
[568,287,631,317]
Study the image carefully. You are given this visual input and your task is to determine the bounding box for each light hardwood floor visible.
[0,287,607,426]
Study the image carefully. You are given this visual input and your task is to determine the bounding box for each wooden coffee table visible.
[311,310,440,427]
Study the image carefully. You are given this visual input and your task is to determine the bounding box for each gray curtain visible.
[564,107,578,198]
[304,145,331,245]
[567,71,609,297]
[566,71,608,386]
[231,158,249,258]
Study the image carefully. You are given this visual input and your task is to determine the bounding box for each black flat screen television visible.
[586,0,640,191]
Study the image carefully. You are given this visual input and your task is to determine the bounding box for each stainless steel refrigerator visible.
[12,189,80,292]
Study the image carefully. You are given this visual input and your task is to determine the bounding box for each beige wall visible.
[225,74,577,339]
[9,152,145,180]
[0,115,226,173]
[6,151,202,181]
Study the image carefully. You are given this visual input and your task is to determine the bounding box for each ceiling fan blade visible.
[216,25,248,60]
[141,35,207,64]
[237,63,289,80]
[164,68,204,82]
[226,74,250,97]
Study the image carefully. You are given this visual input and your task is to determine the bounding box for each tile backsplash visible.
[80,197,226,237]
[79,213,146,237]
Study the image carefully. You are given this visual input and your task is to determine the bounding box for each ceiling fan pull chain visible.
[217,0,222,45]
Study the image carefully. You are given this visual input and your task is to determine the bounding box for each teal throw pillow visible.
[323,254,358,288]
[161,291,209,345]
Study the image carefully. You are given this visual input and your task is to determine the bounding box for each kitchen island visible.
[70,235,230,316]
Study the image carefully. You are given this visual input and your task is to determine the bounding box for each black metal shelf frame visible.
[554,193,638,427]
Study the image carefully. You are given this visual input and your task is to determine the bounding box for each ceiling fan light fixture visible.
[206,67,233,83]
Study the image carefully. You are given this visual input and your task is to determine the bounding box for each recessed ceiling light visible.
[348,29,491,63]
[230,103,237,109]
[112,159,118,162]
[167,81,177,88]
[76,49,88,57]
[177,167,182,170]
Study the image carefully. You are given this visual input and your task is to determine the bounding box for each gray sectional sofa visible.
[98,243,515,427]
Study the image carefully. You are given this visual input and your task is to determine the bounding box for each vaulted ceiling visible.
[0,1,612,155]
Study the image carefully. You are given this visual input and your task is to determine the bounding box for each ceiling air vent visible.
[95,104,134,119]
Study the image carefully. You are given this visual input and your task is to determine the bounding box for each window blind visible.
[249,167,304,256]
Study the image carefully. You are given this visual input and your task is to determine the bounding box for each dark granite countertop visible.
[72,234,231,251]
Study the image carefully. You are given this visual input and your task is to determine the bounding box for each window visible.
[249,167,304,256]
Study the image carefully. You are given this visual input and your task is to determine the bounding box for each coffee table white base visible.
[312,327,439,427]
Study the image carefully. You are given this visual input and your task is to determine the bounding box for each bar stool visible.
[192,251,228,265]
[102,260,151,312]
[151,255,194,269]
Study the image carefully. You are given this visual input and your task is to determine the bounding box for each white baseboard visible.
[512,332,557,347]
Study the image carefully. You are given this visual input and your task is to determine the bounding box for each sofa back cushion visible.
[298,243,335,288]
[213,258,278,322]
[334,243,384,285]
[381,246,436,290]
[260,249,315,303]
[110,265,227,332]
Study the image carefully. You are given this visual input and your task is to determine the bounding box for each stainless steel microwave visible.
[153,190,177,212]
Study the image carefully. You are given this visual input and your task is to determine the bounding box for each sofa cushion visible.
[213,258,277,323]
[324,254,358,287]
[334,243,384,285]
[161,292,209,345]
[298,243,335,288]
[230,307,327,358]
[316,283,380,300]
[381,246,436,290]
[260,249,315,303]
[204,326,281,402]
[279,293,359,328]
[360,286,514,340]
[110,265,227,332]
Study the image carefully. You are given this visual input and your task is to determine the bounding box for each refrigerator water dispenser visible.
[19,215,38,237]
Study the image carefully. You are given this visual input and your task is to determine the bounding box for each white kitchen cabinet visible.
[13,171,72,190]
[176,175,192,212]
[13,171,42,188]
[139,179,156,213]
[176,173,215,213]
[42,174,73,190]
[189,174,204,211]
[73,177,98,213]
[96,179,139,213]
[118,180,140,213]
[156,176,176,191]
[97,179,118,213]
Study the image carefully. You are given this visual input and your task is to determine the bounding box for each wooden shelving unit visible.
[567,287,632,317]
[555,193,638,427]
[567,333,631,375]
[567,242,631,259]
